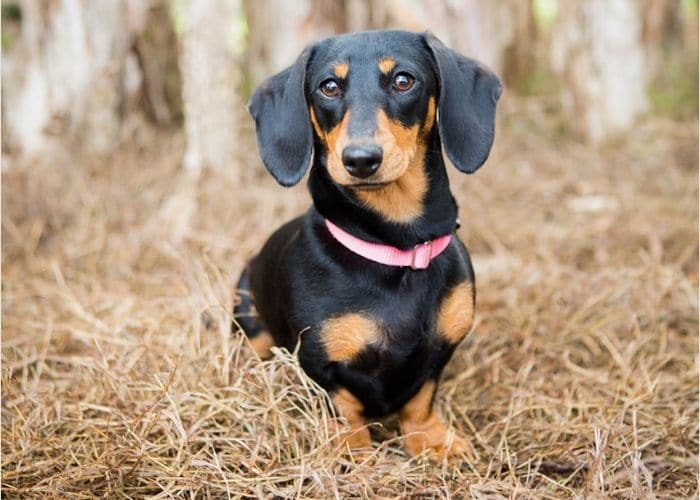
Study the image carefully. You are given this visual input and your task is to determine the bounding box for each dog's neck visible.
[308,133,458,249]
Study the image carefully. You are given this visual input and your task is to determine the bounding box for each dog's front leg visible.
[330,388,371,452]
[399,380,470,462]
[298,340,373,455]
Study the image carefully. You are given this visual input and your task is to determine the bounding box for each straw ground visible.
[2,98,698,498]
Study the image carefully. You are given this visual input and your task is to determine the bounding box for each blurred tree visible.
[1,0,181,158]
[501,0,537,87]
[2,0,142,156]
[550,0,648,143]
[642,0,698,119]
[177,0,245,171]
[642,0,680,79]
[135,1,183,126]
[242,0,535,90]
[373,0,534,80]
[1,0,693,165]
[243,0,352,87]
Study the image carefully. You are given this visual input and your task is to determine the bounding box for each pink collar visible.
[324,219,452,270]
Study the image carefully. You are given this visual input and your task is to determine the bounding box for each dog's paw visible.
[402,414,473,463]
[328,418,373,461]
[435,432,474,464]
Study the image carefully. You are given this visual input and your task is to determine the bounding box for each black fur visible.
[233,266,266,340]
[425,33,503,174]
[236,31,501,423]
[248,48,314,186]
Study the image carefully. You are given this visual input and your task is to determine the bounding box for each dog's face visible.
[249,30,502,190]
[305,33,438,189]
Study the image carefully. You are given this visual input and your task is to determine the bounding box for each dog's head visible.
[249,30,502,189]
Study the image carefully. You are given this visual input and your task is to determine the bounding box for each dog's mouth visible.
[348,181,391,191]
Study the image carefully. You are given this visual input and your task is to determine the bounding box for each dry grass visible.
[2,99,698,498]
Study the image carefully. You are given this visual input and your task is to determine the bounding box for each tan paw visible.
[402,413,473,463]
[328,417,373,460]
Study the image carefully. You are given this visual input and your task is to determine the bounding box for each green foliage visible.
[1,1,21,50]
[1,2,21,21]
[682,0,698,18]
[513,62,562,98]
[232,14,248,56]
[648,46,699,120]
[533,0,558,27]
[169,0,187,36]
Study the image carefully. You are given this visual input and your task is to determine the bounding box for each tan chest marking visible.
[321,313,380,362]
[331,388,371,450]
[437,281,475,344]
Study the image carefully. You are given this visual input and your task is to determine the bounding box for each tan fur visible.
[437,281,475,344]
[309,106,323,138]
[310,93,436,224]
[248,330,274,359]
[321,312,380,362]
[424,97,436,133]
[331,389,371,450]
[355,110,427,223]
[378,57,396,74]
[400,381,470,461]
[310,108,354,186]
[332,62,349,79]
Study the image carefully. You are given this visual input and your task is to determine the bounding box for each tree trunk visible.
[1,0,146,157]
[550,0,648,143]
[242,0,345,86]
[179,0,245,171]
[381,0,523,77]
[242,0,526,86]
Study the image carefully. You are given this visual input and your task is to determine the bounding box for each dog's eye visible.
[393,72,415,92]
[320,79,341,98]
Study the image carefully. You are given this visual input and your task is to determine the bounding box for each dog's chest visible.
[352,331,435,389]
[315,266,450,357]
[334,282,446,373]
[334,291,452,416]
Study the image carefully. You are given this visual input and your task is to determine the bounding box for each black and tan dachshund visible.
[234,30,501,461]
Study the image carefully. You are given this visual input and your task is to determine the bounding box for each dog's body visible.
[235,31,501,460]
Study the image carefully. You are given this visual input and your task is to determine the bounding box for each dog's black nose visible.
[342,145,382,179]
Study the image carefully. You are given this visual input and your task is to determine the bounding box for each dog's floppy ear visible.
[248,47,313,186]
[424,33,502,174]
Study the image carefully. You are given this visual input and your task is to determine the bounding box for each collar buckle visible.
[410,241,433,270]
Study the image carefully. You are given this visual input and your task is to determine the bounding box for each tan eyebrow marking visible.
[332,62,349,79]
[378,57,397,74]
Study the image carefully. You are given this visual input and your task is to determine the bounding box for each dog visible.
[234,30,501,461]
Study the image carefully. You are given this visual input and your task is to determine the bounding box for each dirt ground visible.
[2,98,698,498]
